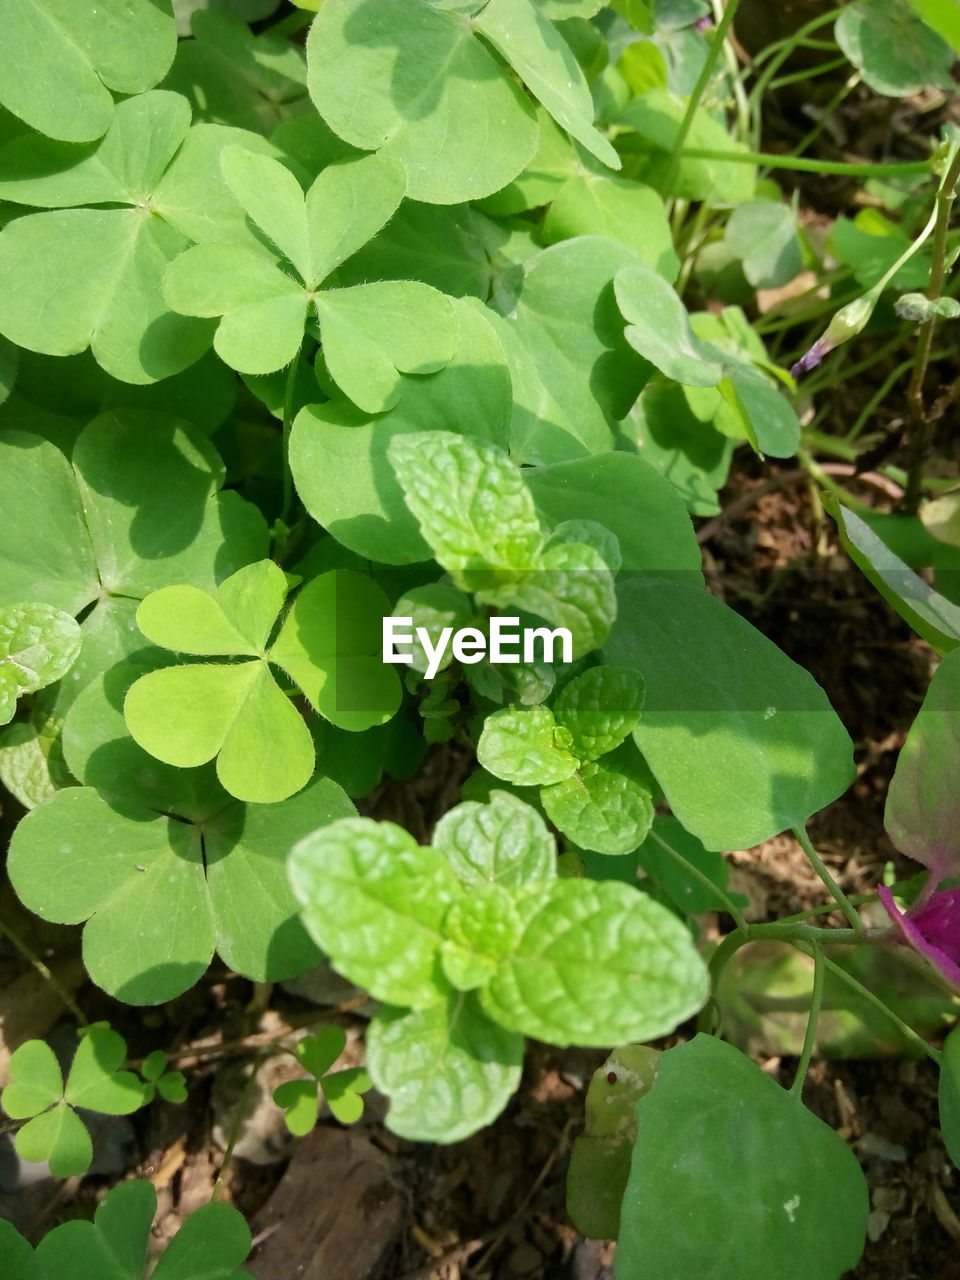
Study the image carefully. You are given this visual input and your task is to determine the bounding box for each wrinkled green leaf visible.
[0,603,81,724]
[477,704,580,786]
[541,758,654,855]
[433,790,557,888]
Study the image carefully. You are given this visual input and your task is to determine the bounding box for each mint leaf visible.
[289,817,463,1008]
[477,705,580,787]
[553,666,645,761]
[366,995,524,1142]
[479,879,709,1045]
[389,431,542,586]
[541,758,654,855]
[433,791,557,888]
[0,603,81,724]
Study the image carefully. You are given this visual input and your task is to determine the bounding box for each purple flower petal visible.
[694,15,713,33]
[878,883,960,987]
[789,337,830,380]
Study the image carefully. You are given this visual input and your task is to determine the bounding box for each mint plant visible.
[0,0,958,1274]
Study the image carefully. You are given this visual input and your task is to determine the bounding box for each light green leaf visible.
[836,0,955,96]
[16,1105,92,1178]
[0,603,81,723]
[2,1040,63,1118]
[615,261,722,386]
[554,666,645,761]
[366,995,524,1142]
[221,148,406,288]
[493,237,652,458]
[306,0,539,203]
[274,1079,320,1136]
[474,0,620,168]
[65,1025,146,1115]
[0,91,192,209]
[134,588,260,658]
[604,579,855,851]
[884,646,960,872]
[433,791,557,888]
[907,0,960,51]
[163,242,308,374]
[8,787,215,1004]
[298,1026,347,1079]
[149,1200,252,1280]
[289,298,512,564]
[271,570,401,732]
[619,88,756,203]
[166,8,308,133]
[441,885,525,988]
[289,817,464,1007]
[526,451,703,577]
[494,538,617,658]
[0,0,176,142]
[543,172,679,279]
[322,1069,370,1125]
[718,366,801,460]
[0,713,64,809]
[541,758,654,854]
[480,879,709,1045]
[827,496,960,655]
[317,281,456,413]
[388,432,543,586]
[616,1035,868,1280]
[0,207,215,384]
[477,704,580,786]
[725,200,803,289]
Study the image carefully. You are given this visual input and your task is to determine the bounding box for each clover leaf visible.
[274,1027,372,1133]
[124,561,400,803]
[10,656,356,1002]
[2,1026,146,1177]
[0,0,176,143]
[1,1179,252,1280]
[835,0,955,96]
[0,91,286,384]
[0,416,268,715]
[163,146,457,408]
[140,1052,189,1105]
[0,603,81,725]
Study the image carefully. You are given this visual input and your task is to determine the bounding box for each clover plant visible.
[0,1,958,1276]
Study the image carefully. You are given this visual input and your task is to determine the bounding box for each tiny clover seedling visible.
[388,431,618,658]
[162,147,457,411]
[273,1026,371,1134]
[0,603,80,725]
[1,1025,146,1177]
[124,559,400,803]
[288,791,708,1141]
[139,1052,188,1105]
[0,1178,251,1279]
[477,666,655,855]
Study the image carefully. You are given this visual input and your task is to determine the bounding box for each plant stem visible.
[280,343,303,527]
[212,1051,262,1201]
[792,826,864,933]
[664,0,744,195]
[790,946,825,1094]
[646,829,748,929]
[819,954,942,1065]
[904,143,960,513]
[0,918,86,1026]
[680,150,932,178]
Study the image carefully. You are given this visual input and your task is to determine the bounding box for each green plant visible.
[0,1,958,1275]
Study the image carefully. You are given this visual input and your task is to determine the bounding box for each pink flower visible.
[878,883,960,987]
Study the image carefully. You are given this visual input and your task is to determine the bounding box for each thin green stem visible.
[775,894,878,926]
[664,0,744,195]
[768,56,848,92]
[279,343,303,527]
[792,826,864,934]
[820,955,942,1065]
[746,7,846,148]
[0,918,86,1026]
[791,947,825,1094]
[646,829,748,929]
[788,74,860,163]
[680,150,932,178]
[904,142,960,512]
[212,1051,262,1201]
